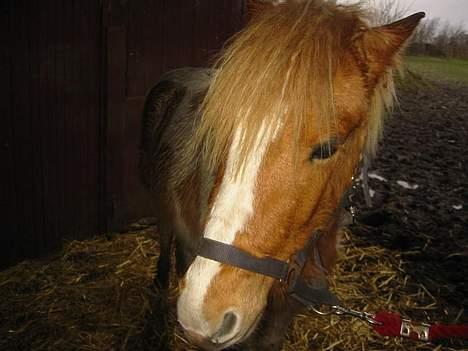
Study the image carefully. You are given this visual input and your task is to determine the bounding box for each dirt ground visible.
[350,78,468,331]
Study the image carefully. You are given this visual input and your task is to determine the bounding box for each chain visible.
[348,175,359,219]
[310,305,383,326]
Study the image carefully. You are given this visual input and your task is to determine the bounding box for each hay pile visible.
[0,226,465,350]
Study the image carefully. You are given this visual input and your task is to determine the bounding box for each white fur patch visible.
[177,122,277,338]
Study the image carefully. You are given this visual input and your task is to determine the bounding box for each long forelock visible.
[365,63,399,159]
[194,0,369,178]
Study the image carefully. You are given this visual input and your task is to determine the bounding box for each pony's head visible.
[177,1,423,349]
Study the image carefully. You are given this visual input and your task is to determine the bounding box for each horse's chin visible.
[242,309,264,340]
[215,309,264,350]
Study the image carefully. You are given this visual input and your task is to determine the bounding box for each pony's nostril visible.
[212,311,239,344]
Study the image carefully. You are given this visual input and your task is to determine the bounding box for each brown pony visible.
[139,1,423,349]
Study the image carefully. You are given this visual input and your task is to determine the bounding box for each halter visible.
[197,231,340,308]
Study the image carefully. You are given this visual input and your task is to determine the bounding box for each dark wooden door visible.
[0,0,246,268]
[0,0,104,268]
[104,0,246,230]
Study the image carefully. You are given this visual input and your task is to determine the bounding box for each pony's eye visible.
[310,141,338,161]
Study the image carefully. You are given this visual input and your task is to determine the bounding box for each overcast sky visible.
[377,0,468,29]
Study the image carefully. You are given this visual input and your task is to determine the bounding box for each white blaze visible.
[177,122,277,337]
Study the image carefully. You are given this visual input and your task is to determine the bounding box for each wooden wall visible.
[0,0,103,268]
[0,0,245,268]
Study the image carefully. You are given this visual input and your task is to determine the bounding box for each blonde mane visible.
[192,0,397,177]
[366,67,396,157]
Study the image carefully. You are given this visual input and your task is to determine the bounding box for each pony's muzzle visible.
[181,311,240,350]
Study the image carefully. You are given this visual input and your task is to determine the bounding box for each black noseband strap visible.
[198,238,289,281]
[197,233,340,308]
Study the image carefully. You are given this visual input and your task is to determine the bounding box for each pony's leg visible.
[129,226,173,351]
[135,298,172,351]
[155,225,174,290]
[175,238,196,277]
[139,224,174,351]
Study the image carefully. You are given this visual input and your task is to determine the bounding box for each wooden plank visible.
[28,0,47,258]
[69,0,86,237]
[82,0,101,235]
[192,0,246,66]
[0,1,18,267]
[126,0,145,98]
[144,0,167,86]
[122,96,153,223]
[11,0,38,259]
[97,2,107,236]
[48,0,61,247]
[106,24,128,230]
[53,0,65,244]
[74,0,100,238]
[38,0,60,252]
[156,0,192,72]
[59,0,71,241]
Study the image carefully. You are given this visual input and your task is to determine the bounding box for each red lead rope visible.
[373,311,468,342]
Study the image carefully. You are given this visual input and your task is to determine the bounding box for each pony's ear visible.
[355,12,425,85]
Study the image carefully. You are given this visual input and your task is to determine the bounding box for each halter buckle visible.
[285,232,320,294]
[285,256,303,294]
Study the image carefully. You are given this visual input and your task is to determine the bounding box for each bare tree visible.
[364,0,468,59]
[362,0,410,25]
[413,17,440,44]
[434,21,467,58]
